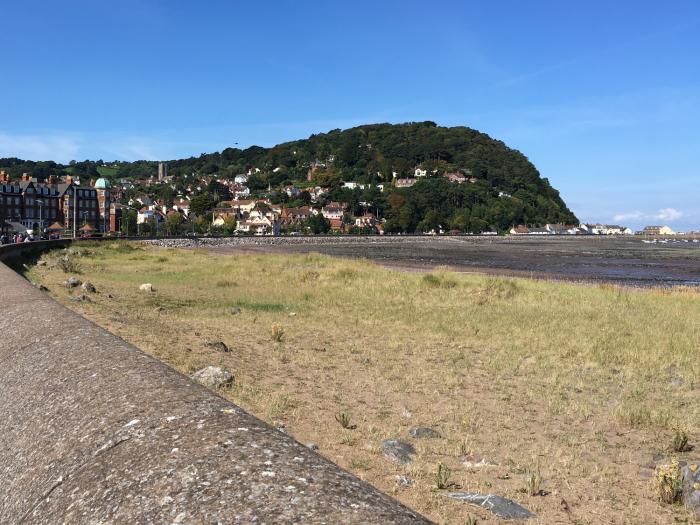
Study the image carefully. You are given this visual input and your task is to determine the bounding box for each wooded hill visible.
[0,122,577,232]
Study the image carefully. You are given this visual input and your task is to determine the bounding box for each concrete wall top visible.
[0,241,431,524]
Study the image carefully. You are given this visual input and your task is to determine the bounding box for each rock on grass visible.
[64,277,81,288]
[205,340,230,353]
[409,427,441,439]
[380,439,415,465]
[190,366,234,389]
[446,492,535,520]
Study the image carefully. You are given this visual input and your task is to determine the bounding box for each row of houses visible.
[394,170,478,188]
[510,223,635,235]
[509,223,684,236]
[211,199,383,235]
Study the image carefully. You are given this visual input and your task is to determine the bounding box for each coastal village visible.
[0,164,692,239]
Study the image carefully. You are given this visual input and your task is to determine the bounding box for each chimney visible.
[0,170,7,182]
[48,175,58,186]
[21,172,31,182]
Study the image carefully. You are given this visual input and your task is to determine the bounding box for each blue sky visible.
[1,0,699,229]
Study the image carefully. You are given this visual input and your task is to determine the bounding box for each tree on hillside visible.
[189,193,217,217]
[165,213,183,235]
[305,214,331,234]
[3,122,578,230]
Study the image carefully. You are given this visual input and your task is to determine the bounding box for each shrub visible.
[422,274,442,287]
[422,272,458,288]
[654,458,683,504]
[57,255,81,274]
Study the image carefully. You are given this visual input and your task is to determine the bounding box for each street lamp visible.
[36,199,44,238]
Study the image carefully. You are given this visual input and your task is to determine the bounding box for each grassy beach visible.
[28,242,700,524]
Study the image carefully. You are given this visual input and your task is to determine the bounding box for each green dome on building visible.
[94,177,111,189]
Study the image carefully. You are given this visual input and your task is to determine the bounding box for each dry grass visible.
[28,242,700,524]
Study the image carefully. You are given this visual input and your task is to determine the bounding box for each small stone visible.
[409,427,441,439]
[64,277,81,288]
[73,294,91,303]
[190,366,234,389]
[81,281,96,293]
[289,312,297,317]
[154,306,164,312]
[106,293,114,299]
[306,443,318,451]
[36,260,47,266]
[402,408,412,418]
[32,282,48,292]
[205,340,230,353]
[446,492,535,520]
[395,475,412,486]
[229,307,242,315]
[380,439,415,465]
[460,454,496,468]
[139,283,155,292]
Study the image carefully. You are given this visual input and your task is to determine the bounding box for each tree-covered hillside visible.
[0,122,577,232]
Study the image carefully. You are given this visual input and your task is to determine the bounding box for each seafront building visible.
[0,171,100,234]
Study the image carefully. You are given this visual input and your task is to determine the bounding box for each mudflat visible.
[198,236,700,287]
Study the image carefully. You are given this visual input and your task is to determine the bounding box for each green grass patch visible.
[230,299,289,312]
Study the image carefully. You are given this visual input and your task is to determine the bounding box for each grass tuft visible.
[422,272,458,288]
[526,463,544,496]
[435,462,452,489]
[335,411,353,429]
[271,325,285,342]
[672,428,690,452]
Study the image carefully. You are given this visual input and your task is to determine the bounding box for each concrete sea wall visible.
[0,240,431,524]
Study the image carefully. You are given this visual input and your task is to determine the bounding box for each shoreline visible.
[145,237,700,289]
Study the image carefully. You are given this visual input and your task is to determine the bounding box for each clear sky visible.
[1,0,699,229]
